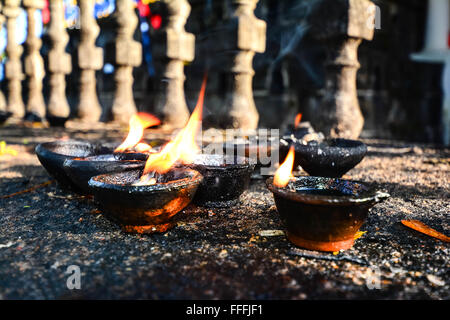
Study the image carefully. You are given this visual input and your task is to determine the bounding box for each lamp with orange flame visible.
[273,146,295,188]
[138,73,208,183]
[294,113,302,129]
[114,113,161,153]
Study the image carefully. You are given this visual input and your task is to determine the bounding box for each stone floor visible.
[0,125,448,299]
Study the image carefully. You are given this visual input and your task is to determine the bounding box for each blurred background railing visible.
[0,0,448,145]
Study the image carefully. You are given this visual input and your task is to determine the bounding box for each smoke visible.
[261,0,325,89]
[275,23,310,66]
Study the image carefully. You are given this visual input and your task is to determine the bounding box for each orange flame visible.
[273,146,295,188]
[294,113,302,128]
[114,113,161,153]
[135,143,153,153]
[139,73,207,180]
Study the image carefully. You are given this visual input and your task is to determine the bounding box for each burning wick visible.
[294,113,302,129]
[135,143,153,153]
[273,146,295,188]
[138,170,159,186]
[114,113,160,153]
[134,73,208,185]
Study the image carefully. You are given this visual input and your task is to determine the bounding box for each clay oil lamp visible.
[89,167,202,234]
[184,154,256,207]
[35,139,114,191]
[280,137,367,178]
[62,113,160,194]
[279,112,366,178]
[266,147,389,252]
[88,75,208,234]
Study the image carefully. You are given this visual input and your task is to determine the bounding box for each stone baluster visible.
[0,3,6,112]
[76,0,103,122]
[152,0,195,128]
[110,0,142,124]
[219,0,266,130]
[23,0,46,120]
[310,0,376,139]
[47,0,71,123]
[3,0,24,118]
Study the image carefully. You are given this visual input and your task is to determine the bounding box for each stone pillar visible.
[152,0,195,128]
[310,0,375,139]
[23,0,46,119]
[76,0,103,122]
[3,0,25,118]
[110,0,142,124]
[47,0,71,122]
[219,0,266,130]
[0,4,6,112]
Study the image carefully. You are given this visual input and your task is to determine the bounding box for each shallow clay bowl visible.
[184,154,256,207]
[280,138,367,177]
[266,176,389,252]
[35,140,113,191]
[88,168,203,234]
[63,152,149,194]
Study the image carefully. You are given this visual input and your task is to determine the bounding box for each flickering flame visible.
[273,146,295,188]
[294,113,303,128]
[138,74,207,183]
[135,143,153,153]
[114,113,160,153]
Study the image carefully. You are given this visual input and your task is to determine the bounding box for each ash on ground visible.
[0,126,448,299]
